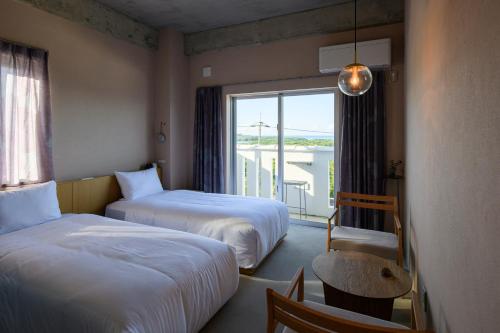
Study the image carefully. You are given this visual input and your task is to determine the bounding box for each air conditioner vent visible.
[319,38,391,74]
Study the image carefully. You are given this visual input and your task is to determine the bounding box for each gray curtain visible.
[0,41,53,187]
[339,71,385,230]
[193,86,224,193]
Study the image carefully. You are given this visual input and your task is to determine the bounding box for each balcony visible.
[235,144,336,222]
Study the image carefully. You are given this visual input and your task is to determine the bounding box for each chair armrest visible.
[394,215,402,234]
[326,208,337,252]
[328,208,338,223]
[284,267,304,302]
[394,215,404,266]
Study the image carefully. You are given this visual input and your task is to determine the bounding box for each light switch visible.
[202,66,212,78]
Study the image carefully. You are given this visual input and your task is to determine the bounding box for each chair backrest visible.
[336,192,398,214]
[334,192,399,231]
[267,267,430,333]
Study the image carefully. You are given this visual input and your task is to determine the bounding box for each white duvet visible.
[106,190,289,269]
[0,214,239,333]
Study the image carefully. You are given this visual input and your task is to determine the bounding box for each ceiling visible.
[96,0,351,33]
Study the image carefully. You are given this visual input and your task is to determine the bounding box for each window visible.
[229,89,340,223]
[0,42,53,187]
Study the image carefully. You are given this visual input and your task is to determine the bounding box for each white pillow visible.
[0,181,62,235]
[115,167,163,201]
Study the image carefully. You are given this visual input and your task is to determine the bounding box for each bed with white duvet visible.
[106,189,289,270]
[0,182,239,333]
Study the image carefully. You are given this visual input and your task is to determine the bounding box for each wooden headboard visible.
[56,168,161,215]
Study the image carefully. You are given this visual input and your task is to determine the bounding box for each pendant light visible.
[338,0,373,96]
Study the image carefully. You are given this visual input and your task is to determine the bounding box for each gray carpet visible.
[201,223,410,332]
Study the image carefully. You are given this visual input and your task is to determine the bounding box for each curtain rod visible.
[0,37,49,53]
[221,72,338,88]
[220,68,388,88]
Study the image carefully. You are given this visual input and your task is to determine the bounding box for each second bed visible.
[106,189,289,271]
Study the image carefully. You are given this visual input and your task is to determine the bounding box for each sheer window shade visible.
[0,41,53,187]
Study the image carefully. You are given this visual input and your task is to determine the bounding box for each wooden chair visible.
[327,192,403,266]
[266,267,431,333]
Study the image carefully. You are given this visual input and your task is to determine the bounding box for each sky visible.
[236,92,335,138]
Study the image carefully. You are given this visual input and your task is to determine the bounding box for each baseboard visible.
[290,218,327,229]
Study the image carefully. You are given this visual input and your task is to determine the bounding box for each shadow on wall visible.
[410,209,452,333]
[436,303,451,333]
[409,210,435,331]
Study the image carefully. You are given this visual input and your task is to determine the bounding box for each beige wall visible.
[154,28,190,189]
[405,1,500,332]
[0,0,155,181]
[187,23,405,222]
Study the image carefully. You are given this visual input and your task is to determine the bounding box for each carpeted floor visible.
[201,223,411,332]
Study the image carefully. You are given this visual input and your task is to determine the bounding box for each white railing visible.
[236,145,335,218]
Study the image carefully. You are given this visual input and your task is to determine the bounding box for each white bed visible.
[0,214,239,333]
[106,190,289,270]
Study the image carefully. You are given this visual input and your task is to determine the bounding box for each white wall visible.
[405,0,500,331]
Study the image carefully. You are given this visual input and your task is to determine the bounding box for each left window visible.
[0,41,53,187]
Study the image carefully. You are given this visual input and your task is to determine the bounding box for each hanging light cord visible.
[354,0,357,63]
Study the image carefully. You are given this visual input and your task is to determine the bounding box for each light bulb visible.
[349,69,360,88]
[338,63,373,96]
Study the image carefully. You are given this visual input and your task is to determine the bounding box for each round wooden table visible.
[312,251,411,321]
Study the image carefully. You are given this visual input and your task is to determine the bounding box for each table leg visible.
[322,283,394,321]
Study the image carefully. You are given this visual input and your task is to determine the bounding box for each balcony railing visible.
[236,144,335,218]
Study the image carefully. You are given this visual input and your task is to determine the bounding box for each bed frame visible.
[56,174,122,215]
[55,167,286,275]
[56,168,161,215]
[239,234,287,275]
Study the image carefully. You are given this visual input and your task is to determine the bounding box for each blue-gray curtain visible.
[193,86,224,193]
[339,71,385,230]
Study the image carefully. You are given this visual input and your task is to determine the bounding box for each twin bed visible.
[106,166,289,271]
[0,167,289,332]
[0,214,238,333]
[106,189,289,270]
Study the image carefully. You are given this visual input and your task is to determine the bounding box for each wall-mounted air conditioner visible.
[319,38,391,73]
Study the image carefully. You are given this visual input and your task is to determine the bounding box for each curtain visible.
[193,86,224,193]
[0,41,53,187]
[339,71,385,230]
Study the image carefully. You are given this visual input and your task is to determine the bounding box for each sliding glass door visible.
[230,89,338,222]
[232,95,279,200]
[282,92,336,221]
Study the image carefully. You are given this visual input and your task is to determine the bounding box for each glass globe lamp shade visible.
[338,63,373,96]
